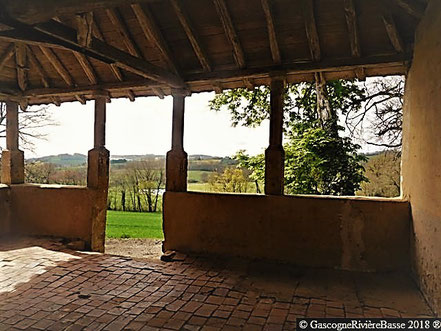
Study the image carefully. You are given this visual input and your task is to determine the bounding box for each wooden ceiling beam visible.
[301,0,321,62]
[343,0,361,58]
[260,0,281,65]
[0,44,15,72]
[106,8,143,58]
[76,12,94,47]
[15,42,28,91]
[0,18,185,88]
[213,0,246,69]
[26,45,50,88]
[132,3,179,74]
[170,0,211,72]
[382,12,404,53]
[74,52,99,85]
[151,87,165,99]
[392,0,425,19]
[39,46,74,87]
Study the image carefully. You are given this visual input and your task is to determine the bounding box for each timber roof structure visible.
[0,0,427,106]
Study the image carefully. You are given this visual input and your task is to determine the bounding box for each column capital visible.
[171,88,191,97]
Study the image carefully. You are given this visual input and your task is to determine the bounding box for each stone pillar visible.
[265,77,285,195]
[87,97,110,252]
[166,93,188,192]
[1,101,24,185]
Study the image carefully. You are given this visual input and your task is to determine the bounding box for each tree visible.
[212,80,368,196]
[208,167,249,193]
[25,161,56,184]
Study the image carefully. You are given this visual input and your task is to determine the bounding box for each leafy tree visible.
[208,167,249,193]
[212,80,368,196]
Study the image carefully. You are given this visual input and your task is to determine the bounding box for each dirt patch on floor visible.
[105,238,163,260]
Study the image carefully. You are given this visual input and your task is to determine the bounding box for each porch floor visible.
[0,237,434,331]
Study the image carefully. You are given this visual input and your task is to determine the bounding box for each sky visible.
[24,92,270,158]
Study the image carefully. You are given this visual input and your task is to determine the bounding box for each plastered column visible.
[87,97,110,252]
[265,77,285,195]
[166,93,188,192]
[1,101,24,185]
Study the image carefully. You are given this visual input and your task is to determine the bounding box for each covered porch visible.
[0,0,440,321]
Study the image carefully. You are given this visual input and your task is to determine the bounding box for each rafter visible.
[76,12,94,47]
[213,0,246,69]
[301,0,321,62]
[0,18,185,88]
[75,94,86,104]
[343,0,361,58]
[260,0,281,65]
[170,0,211,72]
[106,8,143,58]
[74,53,99,85]
[382,12,404,53]
[0,44,15,72]
[131,3,179,74]
[39,46,74,87]
[26,45,50,88]
[151,87,165,99]
[15,43,28,91]
[392,0,425,19]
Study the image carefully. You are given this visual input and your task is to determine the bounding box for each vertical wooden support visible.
[265,77,285,195]
[87,96,110,252]
[1,101,24,185]
[166,92,188,192]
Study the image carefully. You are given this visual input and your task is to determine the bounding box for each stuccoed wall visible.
[0,185,11,236]
[402,0,441,315]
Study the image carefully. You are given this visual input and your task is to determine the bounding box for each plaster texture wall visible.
[9,185,95,247]
[0,185,11,236]
[163,192,410,272]
[402,0,441,314]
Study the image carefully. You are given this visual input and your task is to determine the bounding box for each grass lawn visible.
[106,211,164,239]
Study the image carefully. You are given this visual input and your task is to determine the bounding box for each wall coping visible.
[7,183,88,190]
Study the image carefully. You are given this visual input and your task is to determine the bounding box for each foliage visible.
[106,211,163,239]
[208,167,250,193]
[358,150,401,197]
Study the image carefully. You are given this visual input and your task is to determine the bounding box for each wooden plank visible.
[0,44,15,72]
[106,8,143,58]
[0,18,184,87]
[260,0,281,65]
[151,86,165,99]
[343,0,361,58]
[74,52,99,84]
[39,46,74,86]
[75,94,86,104]
[127,89,135,101]
[301,0,321,62]
[15,43,28,91]
[382,12,404,53]
[131,3,179,74]
[392,0,425,19]
[213,0,246,69]
[170,0,211,72]
[26,45,50,88]
[76,12,94,47]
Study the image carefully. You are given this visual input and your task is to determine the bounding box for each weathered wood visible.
[152,87,165,99]
[0,44,15,73]
[76,12,94,47]
[355,67,366,81]
[213,0,246,69]
[132,3,179,74]
[392,0,425,19]
[170,0,211,72]
[75,94,86,104]
[382,12,404,53]
[39,46,74,86]
[94,97,107,148]
[74,52,99,85]
[0,18,185,87]
[243,78,254,90]
[106,8,143,58]
[343,0,361,58]
[213,81,223,94]
[15,43,28,91]
[301,0,321,62]
[26,45,50,88]
[261,0,281,65]
[127,89,135,101]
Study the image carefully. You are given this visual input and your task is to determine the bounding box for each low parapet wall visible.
[163,192,411,272]
[0,185,11,236]
[9,184,96,248]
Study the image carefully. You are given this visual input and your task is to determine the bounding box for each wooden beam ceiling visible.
[343,0,361,58]
[392,0,425,19]
[382,11,404,53]
[26,46,50,88]
[213,0,246,69]
[301,0,321,62]
[15,43,27,91]
[39,46,74,87]
[170,0,212,72]
[0,44,15,72]
[0,17,185,88]
[261,0,281,65]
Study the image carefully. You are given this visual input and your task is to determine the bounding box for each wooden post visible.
[87,96,110,252]
[166,92,188,192]
[265,77,285,195]
[1,101,24,185]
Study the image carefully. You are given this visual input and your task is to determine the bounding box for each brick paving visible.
[0,237,435,330]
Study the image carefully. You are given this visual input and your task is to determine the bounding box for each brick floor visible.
[0,237,435,330]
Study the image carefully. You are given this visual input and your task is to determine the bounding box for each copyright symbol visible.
[433,320,441,329]
[299,320,308,329]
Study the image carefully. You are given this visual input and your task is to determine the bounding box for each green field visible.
[106,211,164,239]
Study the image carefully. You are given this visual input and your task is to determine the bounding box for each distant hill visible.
[28,153,87,167]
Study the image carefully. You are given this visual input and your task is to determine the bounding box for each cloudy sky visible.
[23,92,270,158]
